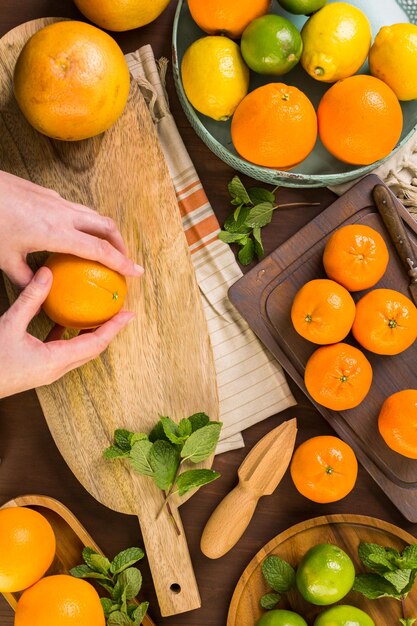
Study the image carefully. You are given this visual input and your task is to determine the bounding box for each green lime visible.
[296,544,355,606]
[278,0,327,15]
[241,15,302,76]
[255,609,308,626]
[314,605,375,626]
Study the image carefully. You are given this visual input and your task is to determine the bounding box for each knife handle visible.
[200,482,259,560]
[373,184,417,281]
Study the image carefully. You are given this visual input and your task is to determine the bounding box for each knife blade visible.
[373,184,417,305]
[200,418,297,559]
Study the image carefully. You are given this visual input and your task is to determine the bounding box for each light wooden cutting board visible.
[0,18,219,617]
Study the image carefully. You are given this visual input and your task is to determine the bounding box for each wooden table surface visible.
[0,2,416,625]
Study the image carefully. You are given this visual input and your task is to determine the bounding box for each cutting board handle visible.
[138,504,201,617]
[200,482,259,560]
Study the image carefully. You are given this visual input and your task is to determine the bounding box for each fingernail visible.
[134,263,144,275]
[34,267,51,285]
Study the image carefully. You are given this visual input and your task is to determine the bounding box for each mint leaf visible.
[358,542,396,573]
[253,227,264,259]
[401,545,417,570]
[149,421,169,443]
[104,445,130,460]
[218,231,248,244]
[130,433,148,445]
[234,204,244,220]
[228,176,252,205]
[100,597,113,618]
[70,564,111,582]
[181,422,222,463]
[353,573,401,599]
[188,413,210,432]
[160,416,185,445]
[114,429,134,452]
[400,618,416,625]
[400,569,417,596]
[111,547,145,575]
[117,567,142,601]
[238,238,255,266]
[82,548,111,575]
[132,602,149,625]
[245,202,274,228]
[383,569,413,593]
[130,440,154,477]
[175,469,220,496]
[262,555,295,593]
[107,610,132,626]
[249,187,275,204]
[149,440,180,490]
[178,418,192,438]
[224,208,251,234]
[260,592,281,610]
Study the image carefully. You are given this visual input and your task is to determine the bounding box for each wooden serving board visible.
[1,495,155,626]
[0,18,219,616]
[228,514,417,626]
[229,175,417,522]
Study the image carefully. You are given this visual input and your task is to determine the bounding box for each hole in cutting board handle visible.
[170,583,181,594]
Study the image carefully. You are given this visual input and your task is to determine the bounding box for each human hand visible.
[0,170,143,288]
[0,267,134,398]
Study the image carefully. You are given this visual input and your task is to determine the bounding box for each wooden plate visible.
[228,514,417,626]
[0,495,155,626]
[229,174,417,522]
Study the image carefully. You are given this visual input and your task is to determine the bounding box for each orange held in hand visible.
[43,254,127,330]
[323,224,389,291]
[0,507,56,593]
[13,21,130,141]
[231,83,317,169]
[291,279,355,345]
[317,75,403,165]
[188,0,270,38]
[378,390,417,459]
[290,435,358,503]
[304,343,372,410]
[352,288,417,355]
[14,575,105,626]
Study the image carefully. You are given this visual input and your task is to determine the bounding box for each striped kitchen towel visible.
[125,45,296,454]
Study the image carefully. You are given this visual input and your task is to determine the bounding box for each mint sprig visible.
[260,555,296,610]
[354,541,417,626]
[104,414,222,532]
[70,547,148,626]
[219,176,319,265]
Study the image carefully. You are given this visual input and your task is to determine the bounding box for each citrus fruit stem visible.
[314,67,325,76]
[388,319,397,328]
[326,466,334,474]
[340,375,348,383]
[305,314,313,323]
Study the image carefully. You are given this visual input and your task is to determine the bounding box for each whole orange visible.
[323,224,389,291]
[43,253,127,330]
[305,343,372,410]
[317,75,403,165]
[290,436,358,503]
[378,390,417,459]
[188,0,271,38]
[231,83,317,169]
[74,0,171,31]
[0,507,56,593]
[291,279,355,345]
[352,288,417,355]
[15,575,105,626]
[13,21,130,141]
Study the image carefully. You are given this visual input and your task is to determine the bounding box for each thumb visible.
[7,267,53,332]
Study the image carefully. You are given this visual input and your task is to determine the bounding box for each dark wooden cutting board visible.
[229,174,417,522]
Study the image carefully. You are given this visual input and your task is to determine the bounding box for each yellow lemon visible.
[74,0,171,31]
[301,2,371,82]
[369,23,417,101]
[181,36,249,121]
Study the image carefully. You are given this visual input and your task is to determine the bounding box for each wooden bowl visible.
[0,495,155,626]
[173,0,417,188]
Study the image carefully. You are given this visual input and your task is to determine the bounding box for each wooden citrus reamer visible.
[0,18,219,616]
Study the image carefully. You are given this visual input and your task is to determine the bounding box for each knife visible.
[200,418,297,560]
[373,184,417,306]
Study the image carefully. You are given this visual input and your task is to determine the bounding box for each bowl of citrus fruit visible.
[173,0,417,187]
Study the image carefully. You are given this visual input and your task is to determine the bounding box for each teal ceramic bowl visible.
[172,0,417,187]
